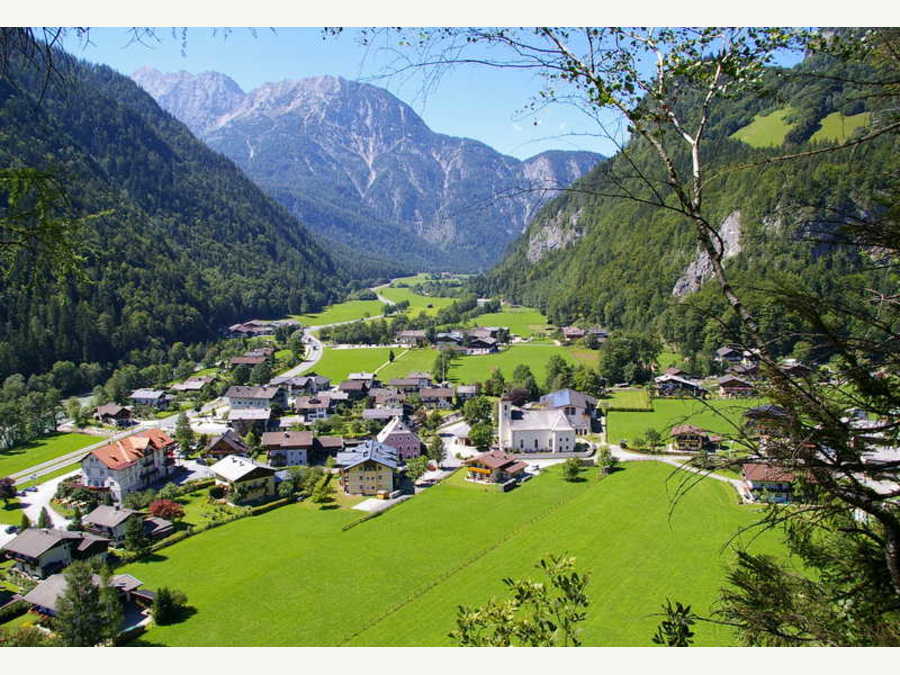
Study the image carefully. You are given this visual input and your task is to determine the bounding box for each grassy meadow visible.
[446,345,587,384]
[125,462,781,646]
[0,433,99,478]
[730,107,796,147]
[380,286,457,316]
[293,299,385,327]
[466,307,550,338]
[809,111,871,143]
[309,347,395,383]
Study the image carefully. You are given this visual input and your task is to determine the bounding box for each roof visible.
[22,573,143,614]
[130,389,166,399]
[363,407,404,420]
[744,404,791,420]
[339,380,368,391]
[670,424,709,437]
[347,372,375,381]
[1,528,72,558]
[335,440,399,470]
[396,330,427,338]
[389,378,420,387]
[508,408,574,432]
[316,436,345,450]
[456,385,478,394]
[540,388,597,410]
[376,417,419,442]
[716,346,741,357]
[466,450,520,470]
[205,429,250,454]
[654,374,706,389]
[95,403,130,417]
[230,356,266,366]
[420,387,454,398]
[261,431,314,449]
[88,429,174,471]
[171,376,214,391]
[742,463,797,483]
[227,408,271,421]
[226,386,280,400]
[295,396,333,410]
[83,505,138,529]
[210,455,275,482]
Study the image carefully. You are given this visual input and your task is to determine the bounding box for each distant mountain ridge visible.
[132,68,603,271]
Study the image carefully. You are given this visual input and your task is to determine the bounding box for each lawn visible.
[598,388,652,411]
[656,350,687,370]
[125,462,782,646]
[293,299,385,328]
[311,347,395,383]
[379,286,457,316]
[607,397,769,445]
[809,111,871,143]
[730,107,796,147]
[465,307,550,338]
[0,433,99,478]
[377,348,436,382]
[446,345,585,384]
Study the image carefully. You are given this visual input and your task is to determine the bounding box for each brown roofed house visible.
[465,450,528,485]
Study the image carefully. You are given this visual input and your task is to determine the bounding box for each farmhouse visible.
[230,354,267,367]
[419,387,455,409]
[294,395,340,422]
[539,388,598,435]
[464,450,528,484]
[455,384,479,402]
[81,429,176,501]
[129,388,172,410]
[82,505,173,543]
[170,375,216,394]
[561,326,585,342]
[742,462,799,503]
[1,529,110,579]
[336,441,399,496]
[339,379,371,400]
[226,385,286,410]
[396,329,428,346]
[94,403,133,426]
[718,375,755,398]
[203,429,251,459]
[670,425,722,453]
[227,408,272,435]
[261,430,315,467]
[653,374,708,398]
[227,320,275,338]
[21,572,151,623]
[497,396,577,453]
[210,455,276,504]
[376,417,422,460]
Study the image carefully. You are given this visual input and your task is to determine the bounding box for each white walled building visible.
[497,397,577,453]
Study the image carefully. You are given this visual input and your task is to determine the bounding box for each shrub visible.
[152,587,189,625]
[208,485,225,499]
[148,499,185,521]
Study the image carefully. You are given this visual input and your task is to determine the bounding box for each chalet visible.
[227,320,275,338]
[455,384,479,402]
[539,389,598,436]
[464,450,528,485]
[82,505,173,543]
[744,405,793,454]
[663,367,687,377]
[81,429,176,501]
[362,407,406,422]
[498,397,577,453]
[396,330,428,347]
[247,346,275,358]
[203,429,250,459]
[336,441,399,496]
[407,372,434,385]
[229,355,267,367]
[465,336,499,354]
[742,463,798,503]
[434,332,464,348]
[653,374,708,398]
[210,455,276,504]
[587,327,609,341]
[376,417,422,460]
[128,389,172,410]
[261,430,315,467]
[368,388,407,408]
[715,346,744,364]
[779,360,814,378]
[718,375,755,398]
[94,404,133,427]
[269,374,330,397]
[347,372,378,386]
[389,378,425,393]
[226,385,286,410]
[22,572,151,623]
[1,529,110,579]
[170,375,216,394]
[419,387,455,409]
[669,424,723,453]
[294,395,339,422]
[561,326,586,342]
[339,379,370,401]
[226,408,272,436]
[728,363,760,379]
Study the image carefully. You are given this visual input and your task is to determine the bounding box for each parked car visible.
[25,486,38,493]
[4,525,17,534]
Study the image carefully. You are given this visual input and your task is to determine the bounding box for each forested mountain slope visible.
[0,51,341,380]
[478,48,897,360]
[132,69,603,272]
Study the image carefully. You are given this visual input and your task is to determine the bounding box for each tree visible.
[311,473,336,505]
[511,364,541,399]
[0,476,15,504]
[148,499,185,521]
[597,447,619,475]
[426,435,446,467]
[449,554,590,646]
[462,396,492,426]
[249,361,272,386]
[405,455,429,482]
[483,368,506,397]
[174,411,194,455]
[152,586,188,626]
[544,354,574,392]
[644,428,662,449]
[652,599,698,646]
[37,506,51,529]
[67,506,83,532]
[54,561,122,646]
[562,458,582,482]
[388,349,395,363]
[19,512,30,530]
[124,514,150,556]
[469,422,494,452]
[278,480,295,499]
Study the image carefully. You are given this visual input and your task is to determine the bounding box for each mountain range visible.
[132,67,603,272]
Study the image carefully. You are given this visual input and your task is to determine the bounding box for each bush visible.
[152,587,189,625]
[208,485,225,499]
[0,599,28,623]
[148,499,185,521]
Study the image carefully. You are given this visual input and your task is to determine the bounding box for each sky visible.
[60,27,630,160]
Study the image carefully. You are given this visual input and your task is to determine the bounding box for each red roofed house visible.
[742,463,799,503]
[464,450,528,485]
[80,429,176,501]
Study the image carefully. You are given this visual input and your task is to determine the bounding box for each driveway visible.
[20,469,78,529]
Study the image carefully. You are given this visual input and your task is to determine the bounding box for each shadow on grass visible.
[2,502,25,513]
[564,476,589,483]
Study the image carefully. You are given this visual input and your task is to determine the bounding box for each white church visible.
[497,395,577,453]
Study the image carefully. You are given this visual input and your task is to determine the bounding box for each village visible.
[0,275,895,645]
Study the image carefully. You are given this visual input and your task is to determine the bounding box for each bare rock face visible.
[672,210,743,296]
[131,69,603,271]
[526,208,584,263]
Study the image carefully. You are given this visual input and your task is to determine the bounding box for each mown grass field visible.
[809,111,871,143]
[730,107,796,147]
[380,286,457,316]
[293,299,385,327]
[310,347,395,383]
[376,348,436,382]
[598,388,652,411]
[446,345,587,384]
[466,307,550,337]
[125,463,781,646]
[0,433,98,478]
[607,397,768,445]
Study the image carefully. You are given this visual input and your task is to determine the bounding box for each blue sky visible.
[63,27,627,160]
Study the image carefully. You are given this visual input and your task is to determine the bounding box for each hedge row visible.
[248,497,292,516]
[0,599,28,623]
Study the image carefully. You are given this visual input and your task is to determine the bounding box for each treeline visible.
[476,46,897,366]
[0,47,344,381]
